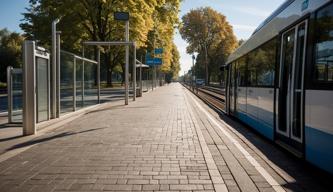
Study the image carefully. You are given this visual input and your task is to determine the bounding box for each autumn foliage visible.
[20,0,181,84]
[180,7,238,84]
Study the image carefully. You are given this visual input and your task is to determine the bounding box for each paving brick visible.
[0,83,330,192]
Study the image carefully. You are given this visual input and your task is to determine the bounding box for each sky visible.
[0,0,29,33]
[176,0,285,75]
[0,0,285,76]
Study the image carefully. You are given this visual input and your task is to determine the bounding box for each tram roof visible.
[226,0,330,65]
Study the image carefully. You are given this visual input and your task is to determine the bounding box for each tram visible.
[222,0,333,174]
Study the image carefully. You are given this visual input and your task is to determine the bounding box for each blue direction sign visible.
[146,58,154,65]
[146,58,163,66]
[146,52,163,66]
[153,58,162,65]
[154,48,163,55]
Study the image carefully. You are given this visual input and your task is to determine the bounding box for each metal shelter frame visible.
[60,50,99,112]
[82,41,137,105]
[23,41,51,135]
[136,59,149,96]
[7,66,22,124]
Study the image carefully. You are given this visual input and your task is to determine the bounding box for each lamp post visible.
[192,55,195,91]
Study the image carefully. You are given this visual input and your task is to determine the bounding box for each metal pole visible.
[51,19,59,119]
[154,66,157,88]
[7,66,12,123]
[97,48,101,103]
[147,69,150,91]
[133,44,136,101]
[151,67,154,91]
[204,44,209,86]
[139,57,143,97]
[56,31,61,117]
[73,57,76,111]
[82,48,85,107]
[125,21,129,105]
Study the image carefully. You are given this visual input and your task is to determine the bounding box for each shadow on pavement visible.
[0,123,22,129]
[7,127,108,151]
[0,135,24,142]
[86,104,125,114]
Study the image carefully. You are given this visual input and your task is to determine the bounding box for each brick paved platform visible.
[0,83,331,192]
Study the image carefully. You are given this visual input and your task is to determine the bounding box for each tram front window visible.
[315,3,333,82]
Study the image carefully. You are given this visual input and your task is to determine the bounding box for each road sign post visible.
[125,20,129,105]
[114,12,131,105]
[133,43,136,101]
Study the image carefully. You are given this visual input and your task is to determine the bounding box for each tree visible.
[166,42,181,82]
[20,0,181,86]
[0,28,24,83]
[143,0,181,78]
[180,7,238,84]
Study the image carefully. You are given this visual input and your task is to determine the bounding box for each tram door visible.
[277,20,307,153]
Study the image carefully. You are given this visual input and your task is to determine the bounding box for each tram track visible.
[182,83,226,113]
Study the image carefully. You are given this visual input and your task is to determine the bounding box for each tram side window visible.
[314,3,333,83]
[236,57,247,86]
[256,38,277,87]
[247,51,257,86]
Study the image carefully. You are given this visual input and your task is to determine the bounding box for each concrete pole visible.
[125,21,129,105]
[23,41,36,135]
[97,48,101,103]
[56,31,61,117]
[7,66,12,123]
[133,44,136,101]
[51,19,59,119]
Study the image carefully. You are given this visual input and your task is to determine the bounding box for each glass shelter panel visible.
[36,57,49,123]
[76,59,84,109]
[11,71,23,123]
[60,52,74,113]
[84,62,98,107]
